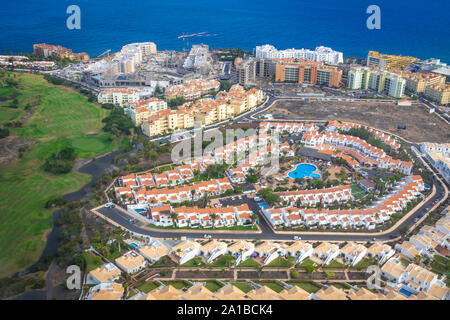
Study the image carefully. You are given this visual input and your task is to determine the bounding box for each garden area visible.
[265,256,296,268]
[255,281,284,293]
[162,280,191,290]
[180,257,206,267]
[209,254,236,268]
[231,282,253,293]
[287,280,321,293]
[237,258,261,268]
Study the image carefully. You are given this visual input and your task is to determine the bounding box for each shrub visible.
[0,128,10,139]
[43,146,76,174]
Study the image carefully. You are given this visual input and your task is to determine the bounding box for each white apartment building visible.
[347,67,406,98]
[421,142,450,183]
[98,89,140,107]
[115,250,146,274]
[255,45,343,65]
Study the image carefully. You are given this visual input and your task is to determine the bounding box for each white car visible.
[293,236,301,240]
[203,234,212,239]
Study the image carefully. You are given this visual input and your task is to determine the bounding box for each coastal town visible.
[0,37,449,304]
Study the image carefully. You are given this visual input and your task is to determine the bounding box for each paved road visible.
[95,133,448,243]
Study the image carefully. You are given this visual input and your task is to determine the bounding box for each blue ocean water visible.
[0,0,449,61]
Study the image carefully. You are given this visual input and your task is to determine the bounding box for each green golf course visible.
[0,72,117,277]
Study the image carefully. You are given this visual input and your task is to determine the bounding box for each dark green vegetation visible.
[217,48,251,62]
[167,96,185,109]
[102,109,135,136]
[43,145,76,174]
[342,127,392,154]
[257,188,281,205]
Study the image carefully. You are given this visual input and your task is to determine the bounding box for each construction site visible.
[267,99,450,143]
[73,34,223,94]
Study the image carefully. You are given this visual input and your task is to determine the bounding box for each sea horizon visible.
[1,0,449,62]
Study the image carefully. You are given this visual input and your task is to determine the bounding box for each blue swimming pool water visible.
[130,243,138,248]
[399,288,413,297]
[424,184,430,189]
[134,208,146,213]
[258,202,268,209]
[288,163,320,179]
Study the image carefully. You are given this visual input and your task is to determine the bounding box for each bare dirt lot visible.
[0,135,35,166]
[269,100,450,143]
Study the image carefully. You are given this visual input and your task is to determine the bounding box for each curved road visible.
[94,94,448,243]
[96,144,447,242]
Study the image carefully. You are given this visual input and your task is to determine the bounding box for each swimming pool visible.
[399,288,413,297]
[134,208,146,213]
[424,184,431,189]
[130,242,139,248]
[288,163,320,179]
[258,202,269,209]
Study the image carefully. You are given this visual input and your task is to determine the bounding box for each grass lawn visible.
[83,252,103,272]
[351,258,378,271]
[136,281,159,293]
[265,256,295,268]
[237,258,261,268]
[297,258,316,271]
[232,282,253,293]
[351,184,367,200]
[400,257,411,266]
[205,280,223,292]
[127,288,138,299]
[0,107,23,123]
[0,72,117,277]
[119,136,132,151]
[287,280,321,293]
[180,257,206,267]
[322,260,345,269]
[163,280,191,290]
[333,283,351,290]
[209,254,235,268]
[430,255,450,275]
[255,281,284,293]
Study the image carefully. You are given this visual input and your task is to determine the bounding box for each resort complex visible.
[0,18,448,306]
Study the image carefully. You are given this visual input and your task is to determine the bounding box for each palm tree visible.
[170,212,178,226]
[277,250,283,270]
[210,213,218,229]
[250,213,258,225]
